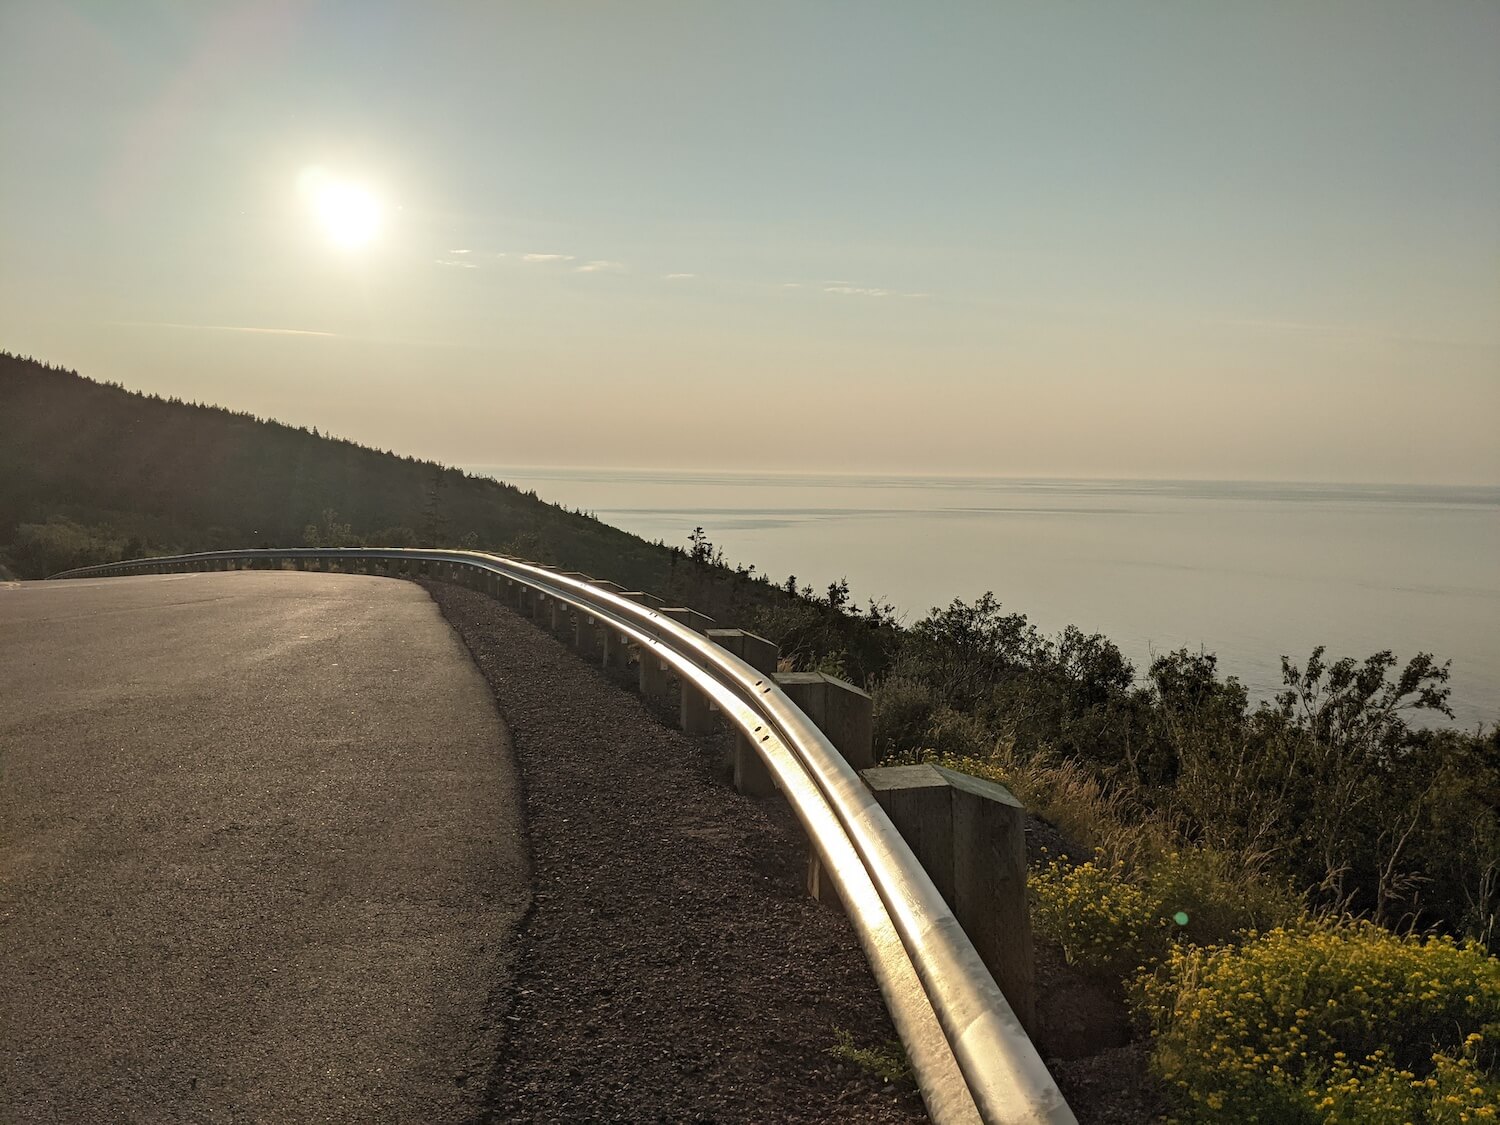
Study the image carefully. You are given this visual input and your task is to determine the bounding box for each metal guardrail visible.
[50,548,1077,1125]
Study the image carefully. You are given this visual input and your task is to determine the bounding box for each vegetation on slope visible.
[5,351,1497,1121]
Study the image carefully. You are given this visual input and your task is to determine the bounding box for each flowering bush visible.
[1029,847,1299,978]
[1133,919,1500,1123]
[1030,855,1162,976]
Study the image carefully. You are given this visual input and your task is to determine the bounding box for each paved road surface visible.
[0,572,528,1124]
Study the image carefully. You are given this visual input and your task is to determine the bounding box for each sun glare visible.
[299,167,382,250]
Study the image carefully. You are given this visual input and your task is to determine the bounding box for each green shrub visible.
[5,517,126,578]
[873,674,936,759]
[826,1027,911,1085]
[938,748,1167,865]
[1133,919,1500,1123]
[920,705,993,760]
[1145,849,1302,951]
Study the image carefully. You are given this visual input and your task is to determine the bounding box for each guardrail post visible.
[679,688,716,734]
[547,595,573,638]
[705,628,779,675]
[638,646,671,703]
[734,728,779,798]
[530,588,551,626]
[601,626,630,670]
[574,611,603,660]
[660,608,719,733]
[775,672,874,903]
[771,672,874,770]
[862,763,1037,1034]
[705,630,782,795]
[660,606,716,634]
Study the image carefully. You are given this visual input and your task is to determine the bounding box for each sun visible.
[299,167,382,250]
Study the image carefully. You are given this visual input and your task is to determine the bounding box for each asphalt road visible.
[0,571,528,1124]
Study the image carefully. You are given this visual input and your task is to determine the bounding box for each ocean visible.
[466,468,1499,731]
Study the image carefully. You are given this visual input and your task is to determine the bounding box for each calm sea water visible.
[467,468,1500,731]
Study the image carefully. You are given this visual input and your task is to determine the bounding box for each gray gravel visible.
[423,579,929,1124]
[0,572,529,1124]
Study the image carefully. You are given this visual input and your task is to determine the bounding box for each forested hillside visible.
[0,352,700,589]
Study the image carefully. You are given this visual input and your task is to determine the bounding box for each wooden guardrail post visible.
[638,647,671,704]
[601,625,630,670]
[705,628,778,676]
[574,611,603,660]
[702,629,781,795]
[773,672,874,902]
[529,588,550,625]
[594,587,646,671]
[540,573,587,635]
[861,763,1037,1034]
[659,606,715,634]
[771,672,875,770]
[660,608,718,733]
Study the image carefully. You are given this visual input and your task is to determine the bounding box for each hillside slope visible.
[0,352,690,589]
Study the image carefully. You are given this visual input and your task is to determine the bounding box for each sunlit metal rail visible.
[51,547,1076,1125]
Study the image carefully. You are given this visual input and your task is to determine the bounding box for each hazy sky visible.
[2,1,1496,483]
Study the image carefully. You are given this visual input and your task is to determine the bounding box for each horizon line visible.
[462,464,1500,491]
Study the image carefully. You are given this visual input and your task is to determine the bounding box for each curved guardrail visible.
[50,547,1077,1125]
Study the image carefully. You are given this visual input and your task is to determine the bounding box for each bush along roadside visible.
[1133,920,1499,1124]
[928,745,1499,1123]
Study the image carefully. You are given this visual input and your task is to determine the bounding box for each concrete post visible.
[861,763,1036,1033]
[706,628,779,676]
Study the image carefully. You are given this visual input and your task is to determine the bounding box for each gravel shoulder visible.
[422,580,929,1124]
